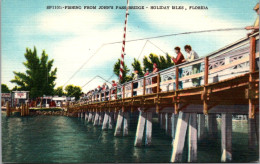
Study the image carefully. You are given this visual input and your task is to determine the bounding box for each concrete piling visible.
[171,114,178,139]
[102,112,109,130]
[145,112,152,146]
[123,112,130,136]
[108,112,114,129]
[85,112,88,121]
[188,113,198,162]
[165,113,168,133]
[88,112,93,123]
[114,110,124,136]
[198,114,206,140]
[159,113,163,128]
[92,112,95,123]
[167,113,172,135]
[221,113,232,162]
[134,111,146,147]
[208,114,218,139]
[94,112,100,126]
[99,112,104,125]
[81,112,84,119]
[162,113,166,130]
[171,112,190,162]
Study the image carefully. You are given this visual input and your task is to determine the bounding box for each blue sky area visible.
[1,0,258,92]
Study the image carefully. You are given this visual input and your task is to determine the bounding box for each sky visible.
[1,0,258,92]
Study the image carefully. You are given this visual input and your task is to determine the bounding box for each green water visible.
[2,114,259,163]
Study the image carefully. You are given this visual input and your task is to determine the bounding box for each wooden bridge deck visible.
[71,33,259,119]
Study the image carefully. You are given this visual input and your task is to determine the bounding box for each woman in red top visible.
[172,47,185,65]
[152,63,160,93]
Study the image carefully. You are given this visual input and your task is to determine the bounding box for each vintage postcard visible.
[1,0,259,163]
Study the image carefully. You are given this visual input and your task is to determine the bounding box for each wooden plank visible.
[175,67,179,91]
[157,73,160,93]
[143,77,146,95]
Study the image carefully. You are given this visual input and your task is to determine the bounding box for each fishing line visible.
[63,27,245,87]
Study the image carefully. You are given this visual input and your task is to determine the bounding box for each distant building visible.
[11,91,30,107]
[1,93,11,106]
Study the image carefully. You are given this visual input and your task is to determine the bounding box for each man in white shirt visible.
[184,45,201,87]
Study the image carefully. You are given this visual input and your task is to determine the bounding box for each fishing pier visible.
[67,33,259,162]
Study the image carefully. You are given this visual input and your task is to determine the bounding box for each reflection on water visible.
[2,114,259,163]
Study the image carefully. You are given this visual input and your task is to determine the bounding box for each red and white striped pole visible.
[119,0,130,83]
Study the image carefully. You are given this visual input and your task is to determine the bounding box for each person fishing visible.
[172,47,185,89]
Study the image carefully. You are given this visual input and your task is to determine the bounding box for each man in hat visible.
[245,3,259,36]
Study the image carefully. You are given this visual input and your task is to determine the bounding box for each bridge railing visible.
[84,33,259,104]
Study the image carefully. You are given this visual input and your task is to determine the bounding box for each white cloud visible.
[33,9,172,91]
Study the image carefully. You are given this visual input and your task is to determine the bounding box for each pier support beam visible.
[188,113,198,162]
[81,112,84,119]
[145,112,153,146]
[256,114,259,145]
[171,114,178,140]
[167,113,172,135]
[198,114,206,140]
[114,110,124,136]
[162,113,166,130]
[108,112,114,129]
[165,113,168,133]
[123,112,130,136]
[102,112,109,130]
[221,113,232,162]
[92,112,95,123]
[134,111,146,147]
[171,112,190,162]
[99,112,104,125]
[85,112,88,121]
[88,112,93,123]
[93,112,100,126]
[208,114,218,139]
[248,118,257,148]
[159,113,163,128]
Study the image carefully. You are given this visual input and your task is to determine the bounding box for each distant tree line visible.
[3,47,82,100]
